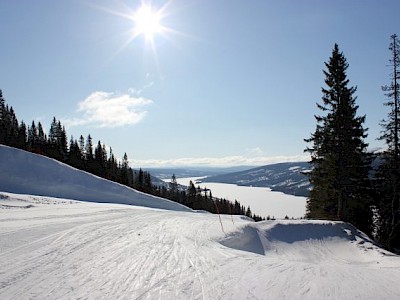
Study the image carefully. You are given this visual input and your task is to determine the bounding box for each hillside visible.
[144,166,256,180]
[0,145,189,212]
[1,145,400,299]
[202,162,310,196]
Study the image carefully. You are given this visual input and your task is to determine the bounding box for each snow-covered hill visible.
[0,145,190,211]
[1,145,400,299]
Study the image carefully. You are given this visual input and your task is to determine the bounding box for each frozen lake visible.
[174,177,307,219]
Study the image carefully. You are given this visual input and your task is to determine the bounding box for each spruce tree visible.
[375,34,400,250]
[27,121,39,152]
[16,121,27,149]
[0,90,6,144]
[84,134,94,172]
[169,174,178,195]
[305,44,372,234]
[37,122,46,154]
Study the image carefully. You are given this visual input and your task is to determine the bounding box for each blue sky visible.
[1,0,399,167]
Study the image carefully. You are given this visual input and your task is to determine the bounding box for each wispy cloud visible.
[131,155,310,168]
[64,91,153,128]
[245,147,264,156]
[127,81,154,96]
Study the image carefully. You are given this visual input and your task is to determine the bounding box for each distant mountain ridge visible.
[144,166,255,180]
[201,162,311,197]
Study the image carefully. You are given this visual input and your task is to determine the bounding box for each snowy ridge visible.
[202,162,311,196]
[0,145,190,212]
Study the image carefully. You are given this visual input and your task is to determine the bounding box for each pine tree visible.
[47,117,58,158]
[120,153,134,186]
[0,90,6,144]
[59,124,68,161]
[305,44,372,234]
[78,135,85,158]
[375,34,400,250]
[7,107,19,147]
[37,122,46,154]
[143,171,152,192]
[27,121,39,152]
[169,174,178,194]
[0,96,19,147]
[107,147,118,181]
[94,140,107,177]
[84,134,94,172]
[68,137,84,170]
[47,117,67,161]
[380,34,400,157]
[16,121,27,149]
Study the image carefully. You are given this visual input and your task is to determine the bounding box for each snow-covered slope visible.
[0,145,190,211]
[1,193,399,299]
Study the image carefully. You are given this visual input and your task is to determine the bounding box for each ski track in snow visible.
[1,193,400,300]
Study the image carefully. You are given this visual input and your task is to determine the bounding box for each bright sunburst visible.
[89,0,181,74]
[133,5,163,41]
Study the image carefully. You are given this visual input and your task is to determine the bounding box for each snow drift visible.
[0,145,190,211]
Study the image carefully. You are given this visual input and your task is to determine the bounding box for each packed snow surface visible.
[1,145,400,299]
[1,193,400,300]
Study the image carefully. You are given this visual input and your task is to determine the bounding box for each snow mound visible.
[221,220,393,261]
[0,145,190,212]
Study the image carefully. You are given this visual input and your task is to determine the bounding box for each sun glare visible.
[133,5,164,41]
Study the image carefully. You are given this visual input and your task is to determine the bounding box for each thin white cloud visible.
[245,147,264,156]
[127,81,154,96]
[64,91,153,128]
[130,155,310,168]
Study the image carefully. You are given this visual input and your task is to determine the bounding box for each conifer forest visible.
[0,91,263,222]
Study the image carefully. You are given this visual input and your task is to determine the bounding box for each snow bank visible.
[0,145,190,211]
[221,220,393,261]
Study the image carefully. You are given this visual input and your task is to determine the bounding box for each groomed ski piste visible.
[1,145,400,299]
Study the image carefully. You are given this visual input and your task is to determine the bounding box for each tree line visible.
[0,101,152,192]
[305,35,400,252]
[156,175,264,221]
[0,97,263,221]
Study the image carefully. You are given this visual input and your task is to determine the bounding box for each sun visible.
[133,5,164,41]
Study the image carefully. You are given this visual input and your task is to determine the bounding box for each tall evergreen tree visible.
[375,34,400,250]
[94,140,107,177]
[68,136,84,170]
[84,134,94,172]
[47,117,67,160]
[107,147,118,181]
[16,121,27,149]
[7,107,19,147]
[305,44,372,234]
[169,174,178,195]
[0,90,6,144]
[120,152,133,186]
[37,122,47,154]
[27,121,39,152]
[78,135,85,158]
